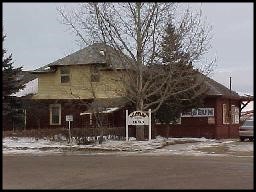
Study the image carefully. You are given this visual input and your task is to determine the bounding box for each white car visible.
[239,118,254,142]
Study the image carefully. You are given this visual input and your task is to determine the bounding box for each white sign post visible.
[66,115,73,146]
[148,109,151,141]
[126,110,129,141]
[126,109,152,141]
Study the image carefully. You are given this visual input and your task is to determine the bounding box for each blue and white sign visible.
[181,108,214,117]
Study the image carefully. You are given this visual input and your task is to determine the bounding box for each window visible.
[223,104,240,124]
[91,65,100,82]
[60,67,70,83]
[231,105,239,124]
[223,104,230,124]
[50,104,61,125]
[242,120,253,127]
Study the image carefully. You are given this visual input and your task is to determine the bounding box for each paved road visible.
[3,154,253,189]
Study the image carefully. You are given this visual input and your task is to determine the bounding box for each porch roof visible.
[80,97,129,115]
[80,107,120,115]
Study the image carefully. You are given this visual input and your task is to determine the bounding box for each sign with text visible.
[66,115,73,121]
[126,109,152,141]
[127,111,149,125]
[181,108,214,117]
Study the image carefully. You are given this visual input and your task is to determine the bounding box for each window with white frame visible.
[223,104,230,124]
[231,105,239,124]
[50,104,61,125]
[60,67,70,83]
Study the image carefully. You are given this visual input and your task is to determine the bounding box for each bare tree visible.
[60,63,120,144]
[58,3,215,139]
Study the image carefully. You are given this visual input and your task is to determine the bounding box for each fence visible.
[3,126,127,143]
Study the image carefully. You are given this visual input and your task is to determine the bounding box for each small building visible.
[154,77,253,139]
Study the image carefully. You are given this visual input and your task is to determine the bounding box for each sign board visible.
[66,115,73,121]
[127,111,149,125]
[181,108,214,117]
[65,115,73,146]
[126,110,152,141]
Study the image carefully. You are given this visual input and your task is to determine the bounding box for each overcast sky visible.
[3,3,253,95]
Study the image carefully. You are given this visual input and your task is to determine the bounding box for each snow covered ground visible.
[2,136,253,157]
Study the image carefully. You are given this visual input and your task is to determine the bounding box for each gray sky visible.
[3,3,253,95]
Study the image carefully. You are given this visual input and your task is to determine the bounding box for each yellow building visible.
[25,43,131,130]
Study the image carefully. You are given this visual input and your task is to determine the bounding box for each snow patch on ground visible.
[2,136,253,156]
[228,143,254,152]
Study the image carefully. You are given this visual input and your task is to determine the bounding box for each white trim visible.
[80,112,92,115]
[126,110,128,141]
[223,104,229,124]
[80,107,119,116]
[89,114,92,125]
[60,67,71,84]
[49,104,61,125]
[231,105,239,124]
[102,107,119,113]
[149,109,151,141]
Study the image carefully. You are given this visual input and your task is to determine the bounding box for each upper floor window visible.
[91,65,100,82]
[60,67,70,83]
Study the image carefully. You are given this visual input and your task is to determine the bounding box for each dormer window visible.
[99,50,105,56]
[60,67,70,83]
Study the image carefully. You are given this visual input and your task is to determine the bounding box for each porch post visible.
[149,109,151,141]
[126,110,128,141]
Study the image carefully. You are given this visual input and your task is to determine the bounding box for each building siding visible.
[33,65,124,100]
[153,97,240,139]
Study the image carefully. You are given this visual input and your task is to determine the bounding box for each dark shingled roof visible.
[32,64,56,73]
[204,75,240,99]
[18,71,38,84]
[32,43,131,73]
[30,43,241,99]
[80,97,130,114]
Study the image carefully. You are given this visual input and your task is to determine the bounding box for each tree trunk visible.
[136,125,145,140]
[12,120,15,133]
[99,128,104,144]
